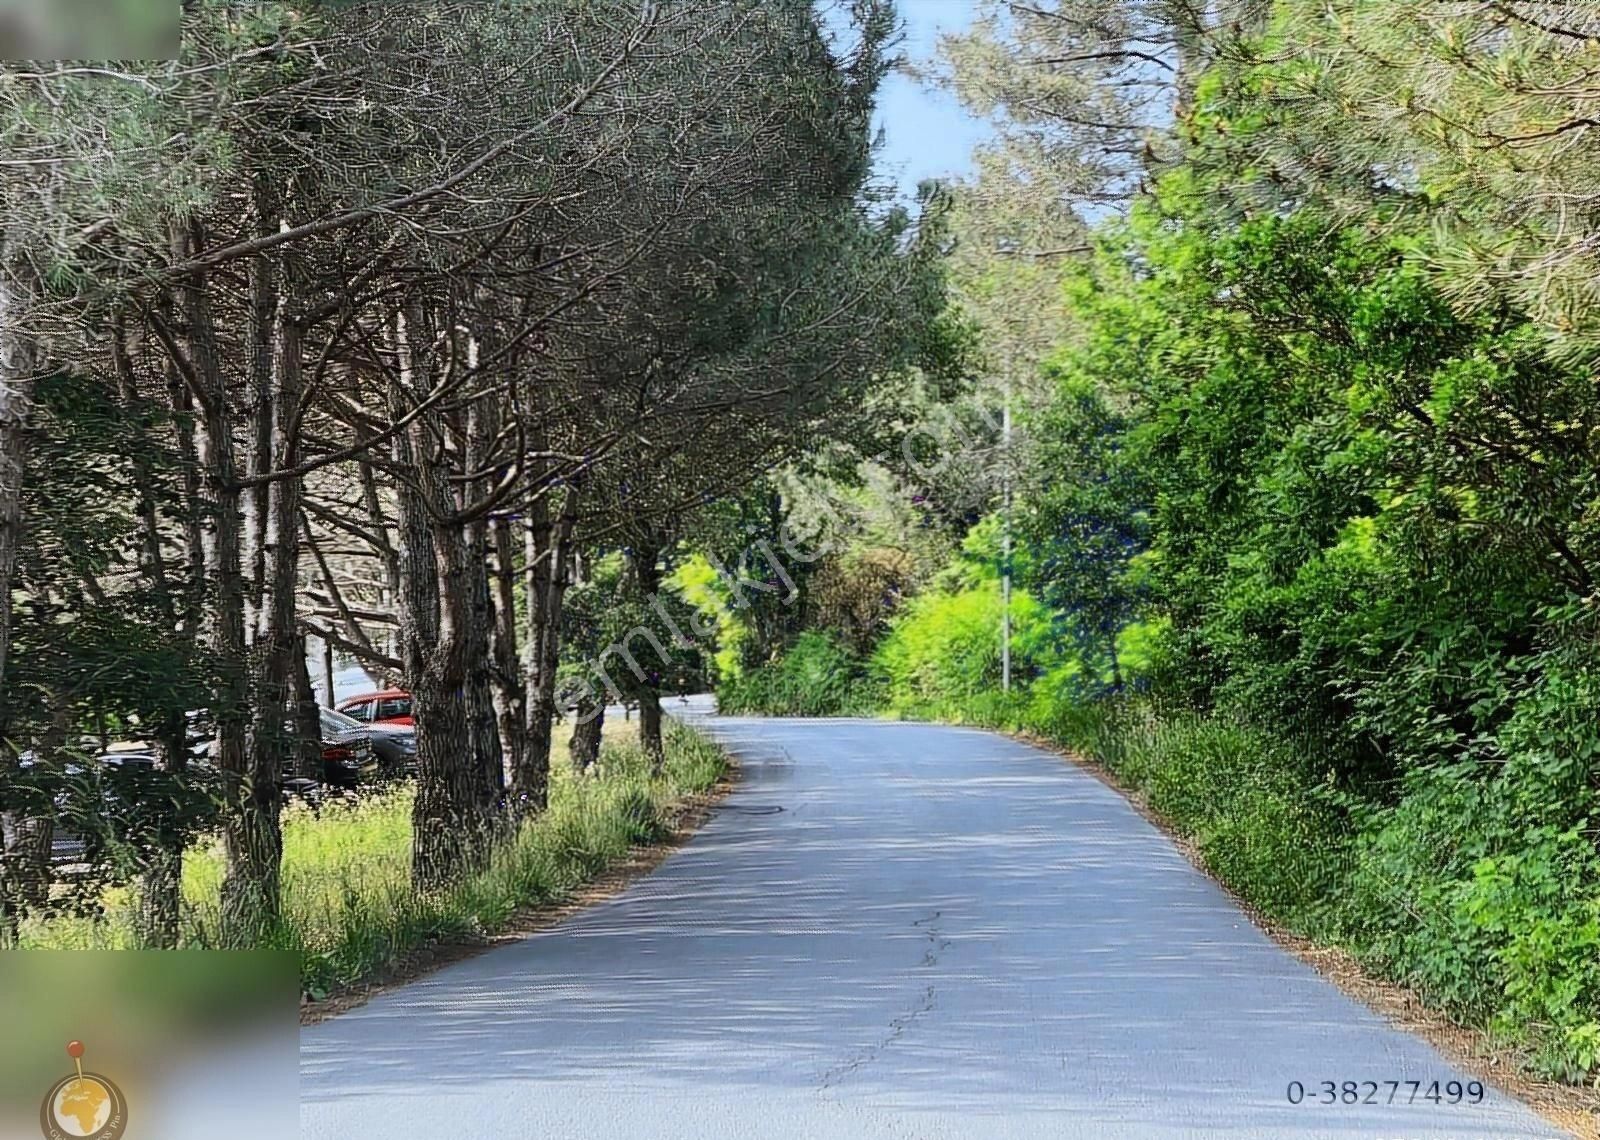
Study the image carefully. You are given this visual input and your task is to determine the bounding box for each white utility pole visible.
[1001,363,1013,693]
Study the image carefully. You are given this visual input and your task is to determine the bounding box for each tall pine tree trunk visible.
[639,692,664,773]
[0,814,50,922]
[453,519,505,828]
[135,715,189,949]
[0,254,39,936]
[133,323,208,951]
[632,542,666,773]
[518,483,579,814]
[393,465,464,889]
[390,302,498,887]
[463,392,507,815]
[403,507,500,885]
[240,288,301,932]
[1,677,57,927]
[174,219,278,944]
[136,843,182,949]
[490,516,526,789]
[0,254,32,717]
[294,637,324,780]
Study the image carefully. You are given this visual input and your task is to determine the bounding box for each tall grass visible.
[17,719,726,996]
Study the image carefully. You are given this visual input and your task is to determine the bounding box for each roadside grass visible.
[16,719,726,996]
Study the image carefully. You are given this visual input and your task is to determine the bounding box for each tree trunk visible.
[393,467,467,889]
[518,483,580,813]
[242,182,277,639]
[0,256,39,936]
[294,635,324,779]
[174,219,279,945]
[639,689,664,773]
[2,691,70,926]
[409,666,484,889]
[390,302,496,887]
[406,511,499,883]
[463,388,507,813]
[0,255,35,720]
[0,814,51,920]
[632,543,666,773]
[359,460,403,672]
[321,637,336,709]
[519,492,553,812]
[136,843,183,949]
[168,344,208,639]
[569,696,603,773]
[135,715,189,949]
[462,518,506,816]
[242,286,301,872]
[490,516,526,792]
[133,325,207,951]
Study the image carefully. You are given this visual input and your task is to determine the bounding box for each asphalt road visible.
[301,702,1569,1139]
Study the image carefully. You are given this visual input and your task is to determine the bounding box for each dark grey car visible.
[320,707,416,778]
[43,749,321,870]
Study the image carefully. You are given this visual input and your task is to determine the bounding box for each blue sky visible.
[868,0,991,202]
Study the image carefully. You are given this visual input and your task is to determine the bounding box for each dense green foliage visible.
[718,632,882,717]
[1031,185,1600,1080]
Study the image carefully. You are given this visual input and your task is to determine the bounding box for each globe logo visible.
[39,1042,127,1140]
[50,1078,111,1136]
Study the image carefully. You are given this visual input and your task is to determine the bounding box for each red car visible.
[337,689,414,726]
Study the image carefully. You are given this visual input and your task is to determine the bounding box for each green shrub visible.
[614,786,665,844]
[717,630,882,716]
[1462,832,1600,1080]
[873,582,1056,718]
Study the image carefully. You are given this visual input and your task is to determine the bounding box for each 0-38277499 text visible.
[1286,1079,1485,1107]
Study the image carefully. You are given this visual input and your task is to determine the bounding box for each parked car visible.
[319,706,415,779]
[184,709,379,790]
[315,729,379,790]
[337,689,414,726]
[32,730,351,873]
[42,751,205,872]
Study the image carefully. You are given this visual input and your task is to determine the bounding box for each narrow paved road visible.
[301,703,1568,1139]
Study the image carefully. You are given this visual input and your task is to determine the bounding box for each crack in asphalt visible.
[818,909,951,1093]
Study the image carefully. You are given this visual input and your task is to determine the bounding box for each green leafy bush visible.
[1057,707,1352,926]
[873,583,1055,718]
[1336,644,1600,1080]
[717,631,882,716]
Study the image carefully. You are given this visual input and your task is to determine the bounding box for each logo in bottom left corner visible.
[39,1041,127,1140]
